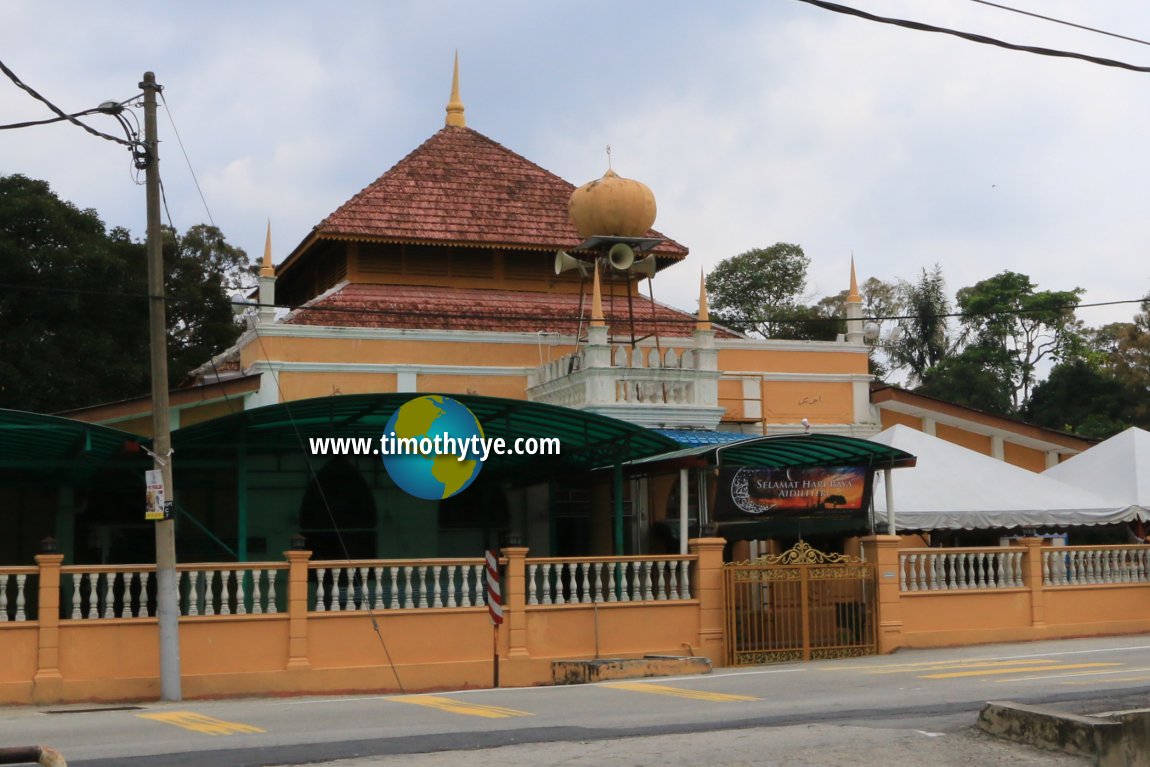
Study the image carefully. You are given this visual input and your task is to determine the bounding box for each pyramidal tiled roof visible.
[302,126,689,258]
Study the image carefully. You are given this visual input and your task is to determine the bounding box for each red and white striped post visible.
[486,550,503,688]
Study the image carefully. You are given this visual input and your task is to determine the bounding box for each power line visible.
[159,90,217,229]
[0,279,1145,327]
[967,0,1150,48]
[793,0,1150,73]
[0,58,139,145]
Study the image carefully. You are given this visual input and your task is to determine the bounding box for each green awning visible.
[627,432,917,472]
[171,393,681,473]
[0,408,147,473]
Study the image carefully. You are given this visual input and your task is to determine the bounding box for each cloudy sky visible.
[3,1,1148,329]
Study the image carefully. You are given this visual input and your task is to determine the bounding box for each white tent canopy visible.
[868,425,1148,530]
[1044,427,1150,507]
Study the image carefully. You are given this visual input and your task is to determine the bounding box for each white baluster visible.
[415,567,428,608]
[102,573,113,619]
[218,571,231,615]
[141,571,153,616]
[447,566,460,608]
[899,555,908,591]
[527,564,538,606]
[315,567,327,612]
[401,566,413,609]
[668,561,679,600]
[916,554,927,592]
[580,563,592,604]
[233,569,246,615]
[623,562,635,602]
[10,574,26,621]
[643,561,655,601]
[566,563,577,604]
[1101,551,1112,584]
[370,567,382,610]
[431,565,442,608]
[0,574,8,622]
[607,563,618,602]
[251,570,263,615]
[267,570,278,614]
[473,564,486,606]
[71,573,82,619]
[553,565,566,605]
[1041,552,1051,587]
[187,570,200,616]
[680,560,691,599]
[592,563,604,603]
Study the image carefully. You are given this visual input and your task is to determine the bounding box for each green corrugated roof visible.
[627,432,917,470]
[171,393,681,472]
[0,408,146,472]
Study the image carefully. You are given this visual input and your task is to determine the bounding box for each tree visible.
[0,174,252,413]
[887,265,952,387]
[1024,359,1132,438]
[916,342,1016,415]
[954,271,1083,411]
[1108,295,1150,427]
[706,243,810,338]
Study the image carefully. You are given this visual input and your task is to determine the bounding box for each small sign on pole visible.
[145,469,167,521]
[486,550,502,687]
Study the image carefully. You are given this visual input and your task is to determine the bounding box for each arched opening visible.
[299,458,377,560]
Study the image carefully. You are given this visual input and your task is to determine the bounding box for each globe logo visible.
[381,395,486,500]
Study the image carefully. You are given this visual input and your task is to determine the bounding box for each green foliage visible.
[1024,359,1132,439]
[0,174,252,414]
[917,343,1016,415]
[888,265,952,386]
[955,270,1083,410]
[706,243,810,338]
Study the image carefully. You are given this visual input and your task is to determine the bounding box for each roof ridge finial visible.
[260,220,274,277]
[445,50,466,128]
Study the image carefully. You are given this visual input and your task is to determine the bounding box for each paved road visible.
[4,634,1149,766]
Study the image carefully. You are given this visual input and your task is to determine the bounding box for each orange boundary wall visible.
[0,541,725,706]
[862,536,1150,652]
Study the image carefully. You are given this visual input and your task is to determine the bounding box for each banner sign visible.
[145,469,167,521]
[715,465,871,522]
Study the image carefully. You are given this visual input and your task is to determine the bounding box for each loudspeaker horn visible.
[607,242,635,271]
[630,254,657,279]
[554,250,589,278]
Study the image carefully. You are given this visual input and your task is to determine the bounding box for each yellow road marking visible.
[394,696,533,719]
[921,662,1121,679]
[137,711,264,736]
[1062,673,1150,685]
[863,659,1063,675]
[606,682,759,702]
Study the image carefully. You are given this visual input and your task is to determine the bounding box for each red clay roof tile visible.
[285,283,736,338]
[305,127,688,258]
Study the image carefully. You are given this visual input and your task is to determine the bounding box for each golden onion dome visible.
[568,169,657,239]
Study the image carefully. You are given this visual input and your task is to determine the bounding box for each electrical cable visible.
[793,0,1150,73]
[248,324,407,694]
[159,90,217,229]
[0,58,140,145]
[0,279,1144,326]
[967,0,1150,48]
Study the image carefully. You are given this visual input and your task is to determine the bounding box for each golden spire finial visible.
[260,220,274,277]
[847,253,861,303]
[591,262,605,327]
[697,267,711,331]
[445,51,466,128]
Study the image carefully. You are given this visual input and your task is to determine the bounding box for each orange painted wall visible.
[879,410,922,430]
[934,424,992,455]
[762,381,854,424]
[276,371,398,401]
[525,603,699,658]
[1004,441,1047,473]
[717,348,867,375]
[416,374,530,400]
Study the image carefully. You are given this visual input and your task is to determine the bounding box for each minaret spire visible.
[696,268,711,331]
[260,220,274,277]
[591,262,605,327]
[845,253,864,344]
[445,51,466,128]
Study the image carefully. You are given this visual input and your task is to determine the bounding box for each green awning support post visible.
[237,422,248,563]
[613,462,624,556]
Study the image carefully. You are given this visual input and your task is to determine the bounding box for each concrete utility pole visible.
[141,71,182,702]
